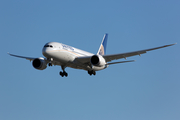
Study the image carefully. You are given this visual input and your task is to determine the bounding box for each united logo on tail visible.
[97,33,108,55]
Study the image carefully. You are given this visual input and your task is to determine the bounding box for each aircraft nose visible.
[42,47,51,58]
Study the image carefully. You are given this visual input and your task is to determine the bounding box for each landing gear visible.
[48,58,53,66]
[88,70,96,76]
[59,66,68,77]
[59,71,68,77]
[48,63,52,66]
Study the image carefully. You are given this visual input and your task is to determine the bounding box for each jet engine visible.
[90,55,106,67]
[32,57,47,70]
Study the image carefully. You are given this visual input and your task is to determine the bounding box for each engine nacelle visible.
[32,57,47,70]
[90,55,106,67]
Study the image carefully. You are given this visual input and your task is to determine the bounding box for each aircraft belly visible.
[67,64,87,70]
[66,62,107,71]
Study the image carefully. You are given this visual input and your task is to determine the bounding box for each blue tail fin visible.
[97,33,108,55]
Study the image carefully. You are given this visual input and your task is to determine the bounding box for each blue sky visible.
[1,0,180,120]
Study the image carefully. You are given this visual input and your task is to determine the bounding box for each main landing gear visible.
[58,65,96,77]
[59,71,68,77]
[59,66,68,77]
[47,59,68,77]
[88,70,96,76]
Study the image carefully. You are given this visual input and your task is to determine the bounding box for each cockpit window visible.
[44,45,53,48]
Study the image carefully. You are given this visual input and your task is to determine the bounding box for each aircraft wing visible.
[75,43,176,65]
[103,43,176,62]
[8,53,36,61]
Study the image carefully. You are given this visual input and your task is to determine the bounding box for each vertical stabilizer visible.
[97,33,108,55]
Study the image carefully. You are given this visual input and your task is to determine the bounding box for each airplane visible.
[8,34,176,77]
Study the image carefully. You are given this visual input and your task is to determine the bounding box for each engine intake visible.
[90,55,106,66]
[32,58,47,70]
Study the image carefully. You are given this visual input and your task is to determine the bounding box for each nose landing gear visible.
[48,63,52,66]
[47,58,53,67]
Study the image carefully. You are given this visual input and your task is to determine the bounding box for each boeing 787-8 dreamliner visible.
[8,34,176,77]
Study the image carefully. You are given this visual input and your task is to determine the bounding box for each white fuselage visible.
[42,42,106,71]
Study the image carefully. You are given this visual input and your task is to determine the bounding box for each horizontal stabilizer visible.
[107,60,135,65]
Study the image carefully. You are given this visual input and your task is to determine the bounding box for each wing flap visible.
[107,60,135,65]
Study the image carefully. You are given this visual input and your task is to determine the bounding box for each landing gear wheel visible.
[88,70,96,76]
[88,71,92,75]
[48,63,52,66]
[93,71,96,75]
[59,71,64,77]
[59,66,68,77]
[59,71,68,77]
[64,72,68,77]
